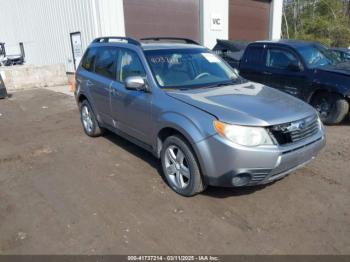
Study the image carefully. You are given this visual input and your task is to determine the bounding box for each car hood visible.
[166,82,316,126]
[317,62,350,76]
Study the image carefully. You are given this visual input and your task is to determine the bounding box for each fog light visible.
[232,173,251,187]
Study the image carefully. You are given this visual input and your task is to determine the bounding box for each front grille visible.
[269,115,320,145]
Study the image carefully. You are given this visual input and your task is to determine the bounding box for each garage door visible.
[123,0,200,43]
[229,0,271,41]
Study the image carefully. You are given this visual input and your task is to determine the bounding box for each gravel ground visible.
[0,89,349,254]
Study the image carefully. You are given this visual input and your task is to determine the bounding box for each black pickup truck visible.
[239,40,350,124]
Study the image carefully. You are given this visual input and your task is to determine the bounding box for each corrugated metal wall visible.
[0,0,125,72]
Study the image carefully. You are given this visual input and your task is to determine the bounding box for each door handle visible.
[111,88,120,97]
[263,71,272,75]
[86,80,94,86]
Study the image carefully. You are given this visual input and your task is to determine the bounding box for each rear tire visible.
[79,100,104,137]
[161,135,206,197]
[311,92,349,125]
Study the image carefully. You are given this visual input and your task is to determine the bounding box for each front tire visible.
[311,92,349,125]
[161,135,206,197]
[79,100,104,137]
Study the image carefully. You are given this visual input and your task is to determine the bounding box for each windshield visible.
[296,44,341,68]
[144,49,238,89]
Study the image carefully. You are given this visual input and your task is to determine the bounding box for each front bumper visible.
[195,130,326,187]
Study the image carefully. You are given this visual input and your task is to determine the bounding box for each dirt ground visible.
[0,89,349,255]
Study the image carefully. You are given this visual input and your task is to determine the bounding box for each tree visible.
[282,0,350,47]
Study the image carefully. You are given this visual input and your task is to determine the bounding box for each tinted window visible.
[243,46,264,65]
[81,48,97,71]
[266,48,299,69]
[344,52,350,60]
[95,47,118,79]
[118,49,146,82]
[296,45,340,68]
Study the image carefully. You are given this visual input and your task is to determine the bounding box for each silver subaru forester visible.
[75,37,326,196]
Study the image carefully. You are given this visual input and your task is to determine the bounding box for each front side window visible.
[118,49,146,82]
[266,48,299,70]
[94,47,118,79]
[81,48,97,72]
[343,51,350,61]
[296,44,341,68]
[145,49,237,89]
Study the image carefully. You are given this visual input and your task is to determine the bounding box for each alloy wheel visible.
[164,145,191,189]
[81,105,94,133]
[315,97,332,119]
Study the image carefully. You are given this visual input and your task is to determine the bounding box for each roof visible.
[213,39,250,52]
[330,47,350,53]
[141,43,204,51]
[89,36,206,51]
[253,39,323,48]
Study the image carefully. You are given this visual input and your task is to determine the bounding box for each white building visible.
[0,0,282,72]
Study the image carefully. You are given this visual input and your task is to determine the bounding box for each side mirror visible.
[125,76,147,91]
[287,62,302,72]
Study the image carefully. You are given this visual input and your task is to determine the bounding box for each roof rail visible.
[140,37,200,45]
[92,36,140,46]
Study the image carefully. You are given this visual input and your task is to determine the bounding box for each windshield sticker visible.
[150,55,181,64]
[201,53,221,63]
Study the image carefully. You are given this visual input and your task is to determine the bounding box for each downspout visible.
[91,0,101,37]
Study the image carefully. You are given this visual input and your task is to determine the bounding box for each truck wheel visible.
[161,135,206,197]
[311,92,349,125]
[79,100,104,137]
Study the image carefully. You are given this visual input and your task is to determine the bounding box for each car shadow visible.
[338,115,350,126]
[203,184,270,198]
[102,131,168,184]
[103,130,270,198]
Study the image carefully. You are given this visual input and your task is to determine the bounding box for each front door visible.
[263,47,309,100]
[110,48,152,145]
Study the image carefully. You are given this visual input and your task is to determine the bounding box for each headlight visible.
[214,120,274,147]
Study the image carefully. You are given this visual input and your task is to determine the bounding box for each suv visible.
[239,40,350,125]
[75,37,325,196]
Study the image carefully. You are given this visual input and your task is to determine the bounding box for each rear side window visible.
[242,46,264,65]
[95,47,118,79]
[266,48,298,69]
[81,48,97,71]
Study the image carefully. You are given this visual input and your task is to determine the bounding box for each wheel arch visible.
[77,93,88,105]
[156,126,210,188]
[307,89,346,104]
[156,126,195,159]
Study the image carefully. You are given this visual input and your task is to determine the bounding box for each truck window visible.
[242,46,264,65]
[266,48,299,70]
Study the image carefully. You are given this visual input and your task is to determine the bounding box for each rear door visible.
[88,46,118,126]
[239,45,266,84]
[110,48,153,145]
[263,46,309,99]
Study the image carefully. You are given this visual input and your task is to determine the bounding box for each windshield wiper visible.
[165,78,241,91]
[203,79,241,89]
